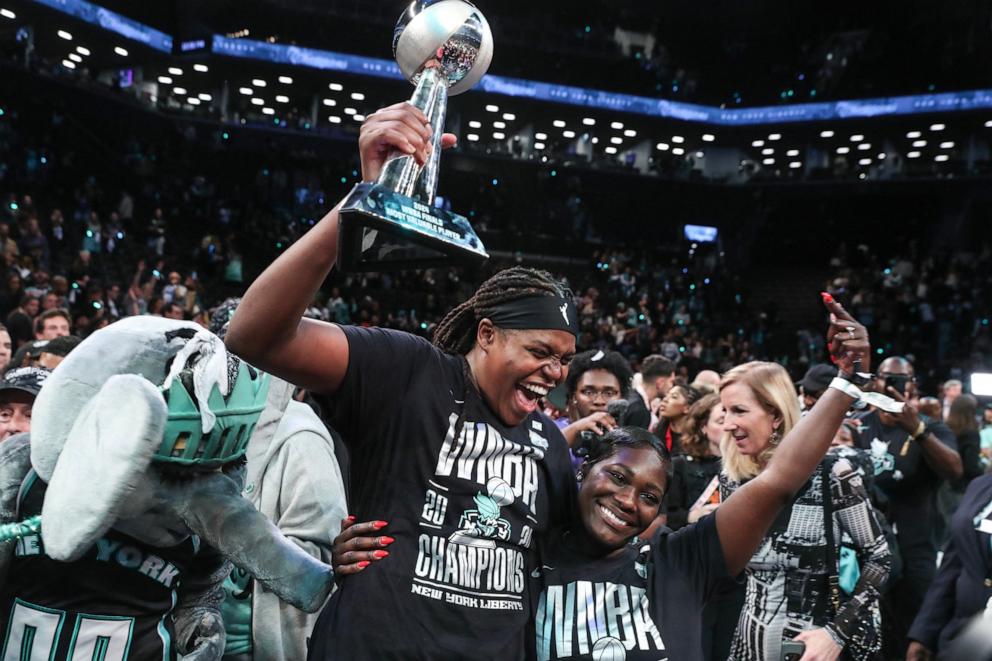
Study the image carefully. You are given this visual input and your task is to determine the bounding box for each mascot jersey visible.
[0,471,199,661]
[307,327,576,660]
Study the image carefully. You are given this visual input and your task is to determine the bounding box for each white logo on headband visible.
[559,303,569,326]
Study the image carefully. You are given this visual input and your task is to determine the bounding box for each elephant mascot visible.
[0,316,334,660]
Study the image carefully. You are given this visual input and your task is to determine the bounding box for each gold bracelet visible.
[912,420,927,440]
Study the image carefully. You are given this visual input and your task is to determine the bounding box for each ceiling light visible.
[57,30,72,40]
[672,147,685,155]
[467,134,479,141]
[761,148,774,155]
[656,143,670,151]
[278,75,293,84]
[907,151,921,158]
[493,132,505,139]
[328,116,341,124]
[275,95,289,103]
[493,121,506,129]
[672,135,685,143]
[351,92,365,100]
[240,87,254,95]
[836,146,850,154]
[343,107,356,115]
[168,67,183,76]
[251,98,265,106]
[935,154,949,161]
[535,132,547,140]
[789,161,802,168]
[610,137,623,144]
[1,8,16,19]
[624,129,637,137]
[985,120,992,128]
[582,118,596,126]
[468,120,481,128]
[354,114,366,122]
[194,64,209,73]
[485,105,499,112]
[820,130,835,138]
[67,53,82,63]
[850,134,864,142]
[502,113,516,121]
[930,123,945,131]
[939,141,955,149]
[605,146,618,154]
[563,130,576,138]
[76,46,90,56]
[198,93,212,101]
[752,140,764,147]
[786,149,799,156]
[907,131,922,138]
[858,158,871,166]
[157,76,173,84]
[912,140,927,147]
[534,142,545,150]
[187,97,201,106]
[322,98,336,106]
[328,83,343,91]
[591,137,599,144]
[553,120,566,128]
[61,59,75,69]
[173,87,187,95]
[768,133,782,141]
[695,151,704,158]
[611,121,624,129]
[857,143,871,150]
[877,153,886,159]
[252,79,266,87]
[262,108,275,115]
[762,158,775,165]
[702,134,715,142]
[114,46,128,56]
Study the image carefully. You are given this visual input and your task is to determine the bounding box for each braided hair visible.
[433,267,572,354]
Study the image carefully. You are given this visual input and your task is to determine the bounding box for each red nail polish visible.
[373,550,389,559]
[358,561,370,568]
[373,521,388,529]
[346,515,356,522]
[821,292,834,303]
[379,536,395,546]
[829,355,837,364]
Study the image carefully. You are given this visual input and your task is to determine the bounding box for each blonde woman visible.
[720,361,891,661]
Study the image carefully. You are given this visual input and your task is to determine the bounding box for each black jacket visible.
[908,473,992,653]
[666,454,721,530]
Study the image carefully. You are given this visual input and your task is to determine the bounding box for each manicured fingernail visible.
[346,515,356,522]
[373,550,390,559]
[373,521,388,529]
[821,292,834,303]
[358,561,370,568]
[379,536,395,546]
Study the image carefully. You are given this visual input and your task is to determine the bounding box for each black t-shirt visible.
[308,327,576,660]
[530,514,730,661]
[0,471,200,660]
[854,411,957,553]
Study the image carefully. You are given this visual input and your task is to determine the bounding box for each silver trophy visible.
[337,0,493,271]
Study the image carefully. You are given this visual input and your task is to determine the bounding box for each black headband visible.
[487,296,579,336]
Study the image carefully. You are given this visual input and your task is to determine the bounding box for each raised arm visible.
[716,296,869,575]
[225,103,447,392]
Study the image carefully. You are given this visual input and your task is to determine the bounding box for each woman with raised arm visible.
[333,296,876,660]
[226,104,579,660]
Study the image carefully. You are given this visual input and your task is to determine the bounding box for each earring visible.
[769,428,782,445]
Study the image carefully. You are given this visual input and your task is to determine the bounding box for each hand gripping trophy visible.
[337,0,493,271]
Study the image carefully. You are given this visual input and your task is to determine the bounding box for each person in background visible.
[799,363,838,412]
[560,349,635,449]
[5,293,38,349]
[0,366,49,441]
[33,308,71,340]
[917,397,942,421]
[941,379,963,421]
[980,404,992,469]
[691,369,722,393]
[634,355,677,429]
[654,383,703,452]
[935,395,987,550]
[855,356,963,658]
[907,472,992,661]
[36,335,81,370]
[0,324,11,370]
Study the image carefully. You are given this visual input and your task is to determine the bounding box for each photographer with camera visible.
[560,349,638,454]
[853,356,963,658]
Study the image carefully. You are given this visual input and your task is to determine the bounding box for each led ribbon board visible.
[31,0,173,52]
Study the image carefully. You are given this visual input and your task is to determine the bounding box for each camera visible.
[574,399,630,458]
[781,640,805,661]
[885,374,911,396]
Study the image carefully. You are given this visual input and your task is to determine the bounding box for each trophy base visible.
[337,183,489,272]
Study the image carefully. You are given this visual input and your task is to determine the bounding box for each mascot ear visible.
[41,374,166,561]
